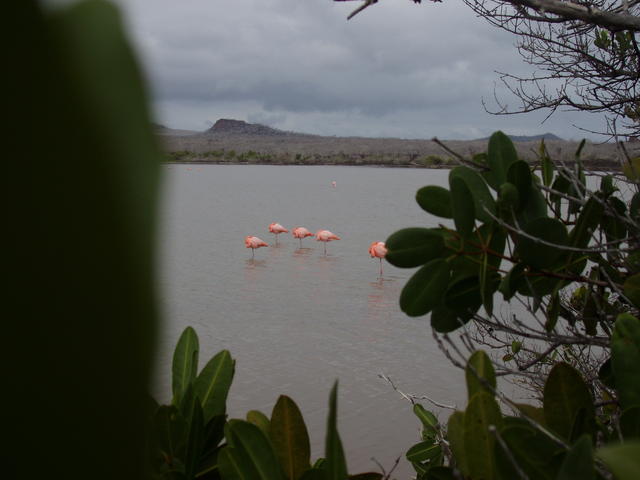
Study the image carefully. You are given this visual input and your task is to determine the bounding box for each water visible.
[156,164,465,477]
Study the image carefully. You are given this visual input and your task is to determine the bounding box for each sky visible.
[108,0,607,140]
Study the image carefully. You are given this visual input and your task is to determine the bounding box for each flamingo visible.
[268,222,289,244]
[292,226,314,247]
[315,230,340,255]
[368,241,387,276]
[245,235,268,258]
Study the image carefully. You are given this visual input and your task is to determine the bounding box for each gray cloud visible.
[118,0,606,139]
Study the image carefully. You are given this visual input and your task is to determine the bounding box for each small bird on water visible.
[368,241,387,276]
[245,235,268,258]
[268,222,289,244]
[292,226,314,247]
[315,230,340,255]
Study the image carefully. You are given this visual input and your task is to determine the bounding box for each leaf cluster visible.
[149,328,384,480]
[386,131,640,478]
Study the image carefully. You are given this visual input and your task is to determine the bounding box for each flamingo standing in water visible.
[369,241,387,276]
[315,230,340,255]
[292,226,314,247]
[245,235,268,258]
[269,222,289,244]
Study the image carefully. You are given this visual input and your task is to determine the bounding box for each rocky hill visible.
[206,119,309,137]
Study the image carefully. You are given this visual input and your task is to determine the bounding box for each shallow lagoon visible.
[156,164,465,476]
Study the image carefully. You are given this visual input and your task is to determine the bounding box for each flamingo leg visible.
[252,248,255,259]
[299,238,302,248]
[379,257,383,276]
[323,242,327,255]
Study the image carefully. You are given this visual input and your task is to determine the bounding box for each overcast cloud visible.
[113,0,606,140]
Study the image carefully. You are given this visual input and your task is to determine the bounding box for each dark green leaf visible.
[12,2,161,477]
[430,306,472,333]
[541,141,554,187]
[223,420,283,480]
[416,186,453,218]
[575,139,586,158]
[449,166,496,223]
[631,193,640,220]
[325,382,348,480]
[184,400,206,479]
[515,404,546,426]
[444,275,483,315]
[463,392,502,480]
[624,274,640,308]
[600,175,616,196]
[217,446,252,480]
[506,160,532,209]
[400,259,450,317]
[516,217,568,269]
[450,176,475,235]
[406,442,442,463]
[200,414,226,459]
[246,410,271,439]
[621,406,640,439]
[557,435,594,480]
[446,412,467,476]
[270,395,311,480]
[569,197,604,249]
[497,182,519,214]
[385,228,446,268]
[485,131,518,190]
[172,327,200,406]
[499,264,526,301]
[598,443,640,480]
[154,405,187,466]
[413,404,439,433]
[299,470,324,480]
[465,351,497,399]
[598,358,615,389]
[495,424,562,480]
[545,292,560,332]
[543,362,594,440]
[627,251,640,274]
[602,196,627,243]
[612,314,640,409]
[515,270,563,298]
[195,350,235,422]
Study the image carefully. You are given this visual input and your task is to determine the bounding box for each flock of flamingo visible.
[244,223,388,274]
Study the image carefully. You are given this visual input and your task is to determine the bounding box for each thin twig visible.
[378,373,457,410]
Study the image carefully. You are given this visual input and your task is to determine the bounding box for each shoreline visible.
[164,159,621,171]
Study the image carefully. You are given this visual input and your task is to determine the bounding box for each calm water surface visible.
[156,165,464,477]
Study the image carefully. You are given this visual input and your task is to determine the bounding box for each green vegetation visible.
[386,131,640,479]
[166,150,461,168]
[150,327,383,479]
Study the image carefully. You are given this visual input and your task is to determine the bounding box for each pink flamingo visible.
[245,235,268,258]
[315,230,340,255]
[292,226,314,247]
[269,222,289,244]
[368,241,387,276]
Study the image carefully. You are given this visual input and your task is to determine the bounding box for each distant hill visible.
[206,118,304,137]
[475,133,563,142]
[158,118,624,168]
